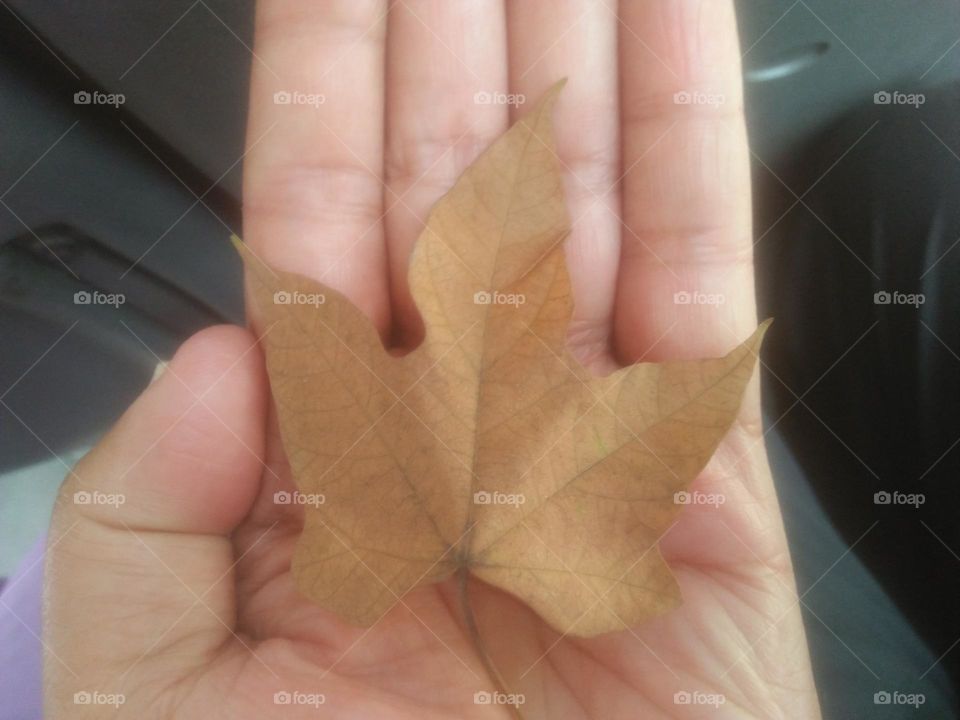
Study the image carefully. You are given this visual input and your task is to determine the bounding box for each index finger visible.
[242,0,391,334]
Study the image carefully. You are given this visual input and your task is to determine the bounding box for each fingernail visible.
[151,361,167,383]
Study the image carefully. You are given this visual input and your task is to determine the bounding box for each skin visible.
[44,1,821,717]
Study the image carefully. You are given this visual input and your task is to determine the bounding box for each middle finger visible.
[507,0,620,368]
[384,0,510,345]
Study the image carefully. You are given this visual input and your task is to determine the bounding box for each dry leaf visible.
[235,82,767,637]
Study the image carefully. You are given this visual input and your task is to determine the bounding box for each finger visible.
[507,0,620,367]
[44,326,267,700]
[383,0,509,345]
[615,0,755,362]
[243,0,391,333]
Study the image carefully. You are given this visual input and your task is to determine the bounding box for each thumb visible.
[43,325,267,716]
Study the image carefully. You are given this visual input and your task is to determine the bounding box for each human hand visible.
[44,1,820,717]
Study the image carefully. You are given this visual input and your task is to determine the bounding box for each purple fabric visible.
[0,537,45,720]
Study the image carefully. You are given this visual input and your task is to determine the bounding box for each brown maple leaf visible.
[234,81,767,638]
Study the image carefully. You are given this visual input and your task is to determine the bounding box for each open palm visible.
[44,1,819,718]
[224,410,818,719]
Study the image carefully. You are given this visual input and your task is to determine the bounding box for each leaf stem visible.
[458,565,525,720]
